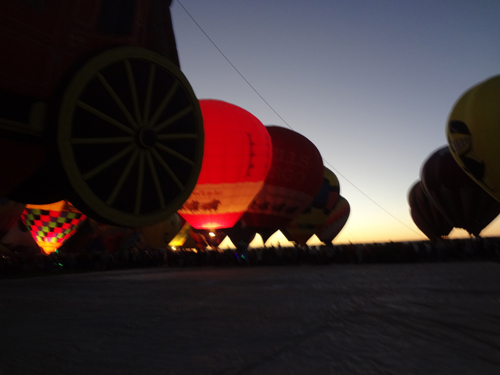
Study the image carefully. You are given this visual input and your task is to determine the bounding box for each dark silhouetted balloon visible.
[315,195,350,244]
[421,146,500,237]
[240,126,323,232]
[283,167,340,245]
[408,181,453,240]
[140,213,182,249]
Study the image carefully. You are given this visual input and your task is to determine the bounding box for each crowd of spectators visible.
[2,231,500,278]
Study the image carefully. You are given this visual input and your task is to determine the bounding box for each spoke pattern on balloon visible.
[154,106,193,133]
[149,80,179,127]
[96,71,138,130]
[151,148,185,190]
[82,144,135,181]
[106,150,139,206]
[146,151,166,208]
[142,63,156,125]
[124,60,142,126]
[77,101,135,135]
[155,143,195,166]
[71,137,134,145]
[135,152,145,215]
[157,133,198,141]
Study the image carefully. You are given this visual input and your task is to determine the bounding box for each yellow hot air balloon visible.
[446,74,500,201]
[169,221,193,248]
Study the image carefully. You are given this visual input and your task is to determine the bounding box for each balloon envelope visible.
[21,200,87,254]
[140,213,182,249]
[408,181,453,240]
[178,100,272,230]
[421,146,500,236]
[283,167,340,245]
[315,196,350,244]
[446,75,500,201]
[169,221,194,248]
[241,126,323,231]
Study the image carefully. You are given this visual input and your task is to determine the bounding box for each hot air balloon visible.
[240,126,324,234]
[446,75,500,201]
[315,196,350,244]
[0,197,25,237]
[283,167,340,245]
[21,200,87,254]
[169,221,193,248]
[140,213,182,249]
[178,100,272,231]
[408,181,453,240]
[421,146,500,237]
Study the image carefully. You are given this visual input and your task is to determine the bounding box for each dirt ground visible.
[1,262,500,375]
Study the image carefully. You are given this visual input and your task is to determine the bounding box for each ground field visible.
[1,262,500,374]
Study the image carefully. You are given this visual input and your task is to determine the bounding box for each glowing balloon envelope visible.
[241,126,324,231]
[446,75,500,201]
[21,200,87,254]
[178,100,272,230]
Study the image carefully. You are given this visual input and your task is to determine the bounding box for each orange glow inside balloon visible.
[178,100,272,230]
[21,201,87,255]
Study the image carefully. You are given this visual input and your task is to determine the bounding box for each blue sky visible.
[170,0,500,244]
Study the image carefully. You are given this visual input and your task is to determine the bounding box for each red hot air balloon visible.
[408,181,453,240]
[421,146,500,237]
[240,126,324,231]
[178,100,272,231]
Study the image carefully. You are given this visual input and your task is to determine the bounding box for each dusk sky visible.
[170,0,500,245]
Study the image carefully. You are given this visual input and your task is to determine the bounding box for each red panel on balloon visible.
[178,100,272,230]
[241,126,324,229]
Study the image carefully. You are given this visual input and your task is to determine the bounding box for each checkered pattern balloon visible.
[21,206,87,253]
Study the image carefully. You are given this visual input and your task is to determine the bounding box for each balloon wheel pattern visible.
[57,47,204,227]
